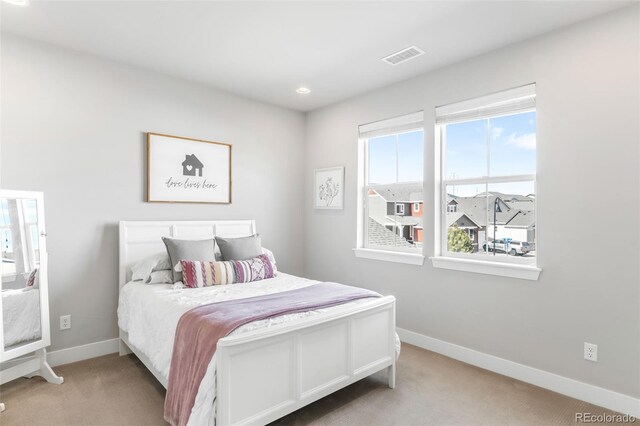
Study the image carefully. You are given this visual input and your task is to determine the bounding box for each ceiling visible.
[1,1,631,112]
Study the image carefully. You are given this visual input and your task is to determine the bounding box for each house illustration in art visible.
[182,154,204,177]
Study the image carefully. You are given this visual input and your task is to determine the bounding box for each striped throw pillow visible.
[180,254,275,288]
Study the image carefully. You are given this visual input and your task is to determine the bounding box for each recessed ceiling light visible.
[296,87,311,95]
[2,0,30,6]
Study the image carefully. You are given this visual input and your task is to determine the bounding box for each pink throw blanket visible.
[164,282,381,426]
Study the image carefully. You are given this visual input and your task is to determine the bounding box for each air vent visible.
[381,46,425,66]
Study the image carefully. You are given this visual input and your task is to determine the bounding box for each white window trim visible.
[355,112,425,263]
[395,203,405,215]
[432,86,541,280]
[413,202,420,212]
[430,256,540,280]
[355,248,425,266]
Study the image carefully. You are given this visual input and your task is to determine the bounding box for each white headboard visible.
[118,220,256,289]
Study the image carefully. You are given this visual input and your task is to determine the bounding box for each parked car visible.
[482,239,531,256]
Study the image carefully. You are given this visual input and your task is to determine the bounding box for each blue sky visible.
[367,111,536,197]
[446,111,536,196]
[368,130,424,184]
[446,111,536,179]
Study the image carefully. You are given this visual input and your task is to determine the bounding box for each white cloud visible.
[506,132,536,150]
[492,126,504,140]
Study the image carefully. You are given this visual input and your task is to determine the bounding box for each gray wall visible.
[304,6,640,398]
[0,35,306,351]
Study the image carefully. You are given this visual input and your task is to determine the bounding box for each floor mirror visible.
[0,190,63,412]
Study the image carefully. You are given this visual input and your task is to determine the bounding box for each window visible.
[1,198,40,277]
[413,202,420,213]
[356,112,424,257]
[435,84,537,274]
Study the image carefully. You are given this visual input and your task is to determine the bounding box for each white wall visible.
[304,6,640,398]
[0,35,306,351]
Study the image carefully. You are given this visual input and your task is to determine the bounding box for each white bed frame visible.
[119,220,396,426]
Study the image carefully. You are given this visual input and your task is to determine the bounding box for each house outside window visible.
[434,84,538,277]
[356,112,424,257]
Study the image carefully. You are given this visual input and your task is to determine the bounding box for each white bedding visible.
[118,273,400,426]
[2,287,41,348]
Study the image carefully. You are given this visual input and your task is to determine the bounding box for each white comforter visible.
[118,273,399,426]
[2,287,41,348]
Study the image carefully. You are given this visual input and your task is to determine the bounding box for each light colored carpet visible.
[0,344,617,425]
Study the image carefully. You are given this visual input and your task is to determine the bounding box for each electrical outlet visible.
[584,342,598,362]
[60,315,71,331]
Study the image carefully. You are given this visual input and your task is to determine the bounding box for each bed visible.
[118,220,397,426]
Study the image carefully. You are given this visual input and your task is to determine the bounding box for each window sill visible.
[353,248,425,265]
[430,256,541,280]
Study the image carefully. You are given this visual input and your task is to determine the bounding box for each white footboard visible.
[216,296,396,426]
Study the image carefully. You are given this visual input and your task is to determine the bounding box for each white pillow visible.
[262,247,277,274]
[146,270,173,284]
[131,253,172,282]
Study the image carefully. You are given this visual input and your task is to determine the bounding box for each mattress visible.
[118,272,400,426]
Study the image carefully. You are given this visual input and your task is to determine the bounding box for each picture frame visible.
[314,166,344,210]
[147,132,232,204]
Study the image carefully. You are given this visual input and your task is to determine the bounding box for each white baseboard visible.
[47,338,120,367]
[1,338,120,371]
[397,328,640,418]
[5,333,638,418]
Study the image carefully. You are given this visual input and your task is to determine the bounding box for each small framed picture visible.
[314,166,344,210]
[147,133,232,203]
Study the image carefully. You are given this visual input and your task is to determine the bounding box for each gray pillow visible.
[216,234,262,261]
[162,237,217,283]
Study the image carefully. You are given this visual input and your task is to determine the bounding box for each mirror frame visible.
[0,190,51,362]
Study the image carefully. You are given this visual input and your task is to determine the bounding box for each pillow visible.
[131,253,172,282]
[180,254,275,288]
[162,237,217,283]
[216,234,262,261]
[146,270,173,284]
[26,268,38,288]
[261,247,277,273]
[261,247,276,264]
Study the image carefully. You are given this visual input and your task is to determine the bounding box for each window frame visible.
[1,198,40,280]
[438,115,537,266]
[356,117,426,263]
[432,87,540,280]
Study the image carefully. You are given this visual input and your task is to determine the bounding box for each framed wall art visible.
[147,133,232,203]
[314,166,344,210]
